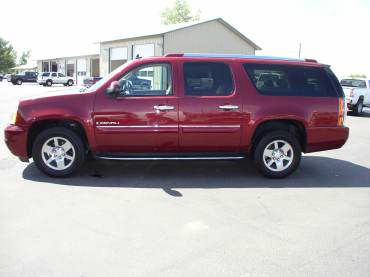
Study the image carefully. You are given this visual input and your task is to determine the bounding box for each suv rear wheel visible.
[46,80,52,86]
[32,127,85,177]
[67,79,73,86]
[17,79,22,85]
[254,131,301,178]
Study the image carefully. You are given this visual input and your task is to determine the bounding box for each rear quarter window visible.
[243,63,338,97]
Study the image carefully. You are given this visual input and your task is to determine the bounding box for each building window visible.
[66,60,75,78]
[51,61,58,72]
[109,47,128,72]
[42,61,49,72]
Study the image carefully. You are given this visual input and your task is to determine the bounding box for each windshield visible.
[340,79,366,88]
[84,61,134,93]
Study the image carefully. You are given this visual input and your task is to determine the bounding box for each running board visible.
[94,152,246,161]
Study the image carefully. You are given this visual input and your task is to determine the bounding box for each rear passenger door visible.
[178,61,244,152]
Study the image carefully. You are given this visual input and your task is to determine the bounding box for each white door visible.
[77,58,87,85]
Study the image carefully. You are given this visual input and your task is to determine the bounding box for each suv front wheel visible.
[32,127,85,177]
[254,131,301,178]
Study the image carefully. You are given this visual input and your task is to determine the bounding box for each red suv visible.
[4,54,349,178]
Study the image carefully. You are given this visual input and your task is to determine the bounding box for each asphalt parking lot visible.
[1,80,370,277]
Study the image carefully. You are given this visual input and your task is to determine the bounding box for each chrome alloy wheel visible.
[263,140,294,172]
[41,137,75,170]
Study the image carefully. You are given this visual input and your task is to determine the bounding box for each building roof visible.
[11,63,37,71]
[99,17,261,50]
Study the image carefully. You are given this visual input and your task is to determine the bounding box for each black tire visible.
[16,79,22,85]
[46,80,52,86]
[32,127,86,177]
[67,79,73,86]
[353,99,363,116]
[253,131,301,178]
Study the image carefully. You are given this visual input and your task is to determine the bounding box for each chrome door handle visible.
[154,105,175,111]
[219,105,239,110]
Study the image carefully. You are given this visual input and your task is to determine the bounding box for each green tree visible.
[19,50,31,66]
[0,38,17,73]
[349,73,367,79]
[161,0,201,25]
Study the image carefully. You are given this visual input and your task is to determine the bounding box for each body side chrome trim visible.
[95,156,245,161]
[180,125,240,128]
[96,125,240,129]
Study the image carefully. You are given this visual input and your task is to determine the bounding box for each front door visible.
[178,61,244,152]
[93,62,178,153]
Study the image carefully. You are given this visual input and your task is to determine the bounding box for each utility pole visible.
[298,42,302,59]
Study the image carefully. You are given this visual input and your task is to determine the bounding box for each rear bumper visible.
[305,126,349,153]
[4,124,29,159]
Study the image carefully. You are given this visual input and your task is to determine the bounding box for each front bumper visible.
[305,126,349,153]
[4,124,29,160]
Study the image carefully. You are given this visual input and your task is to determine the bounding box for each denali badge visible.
[96,121,120,125]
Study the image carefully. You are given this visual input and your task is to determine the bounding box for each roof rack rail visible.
[305,58,318,63]
[167,53,302,61]
[165,53,184,57]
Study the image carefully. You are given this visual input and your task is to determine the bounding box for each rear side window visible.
[183,62,234,96]
[243,64,337,97]
[51,73,57,77]
[42,72,50,77]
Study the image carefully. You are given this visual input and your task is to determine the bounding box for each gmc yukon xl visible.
[4,54,349,178]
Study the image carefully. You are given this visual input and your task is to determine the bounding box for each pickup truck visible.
[341,78,370,115]
[10,71,38,85]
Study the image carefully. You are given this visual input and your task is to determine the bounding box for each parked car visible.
[37,72,74,86]
[83,76,102,88]
[10,71,38,85]
[4,54,349,178]
[341,78,370,115]
[5,74,12,82]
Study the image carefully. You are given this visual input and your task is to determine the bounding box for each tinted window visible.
[184,62,234,96]
[117,63,172,97]
[58,73,65,77]
[51,73,57,77]
[340,79,366,88]
[243,64,337,97]
[42,72,50,77]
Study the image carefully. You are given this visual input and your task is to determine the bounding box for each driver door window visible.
[117,63,172,97]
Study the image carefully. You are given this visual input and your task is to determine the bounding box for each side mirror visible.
[106,81,120,96]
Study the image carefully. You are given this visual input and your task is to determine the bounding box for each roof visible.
[99,17,261,50]
[36,52,99,61]
[11,63,37,71]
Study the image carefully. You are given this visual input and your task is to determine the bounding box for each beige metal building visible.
[37,18,260,82]
[99,17,261,76]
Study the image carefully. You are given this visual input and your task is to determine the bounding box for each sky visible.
[0,0,369,78]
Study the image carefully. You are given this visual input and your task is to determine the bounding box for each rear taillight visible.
[338,97,346,126]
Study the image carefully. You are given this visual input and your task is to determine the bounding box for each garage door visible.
[133,44,154,59]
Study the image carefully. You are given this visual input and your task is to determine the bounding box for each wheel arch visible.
[27,118,89,157]
[249,119,307,155]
